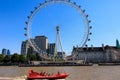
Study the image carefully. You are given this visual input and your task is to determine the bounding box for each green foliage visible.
[19,54,26,63]
[11,53,19,63]
[4,55,11,63]
[28,54,37,61]
[0,54,4,62]
[0,53,28,64]
[36,53,42,61]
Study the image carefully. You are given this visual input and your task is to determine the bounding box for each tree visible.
[28,54,37,61]
[4,55,11,63]
[11,53,19,63]
[0,54,4,63]
[36,53,42,61]
[19,54,26,63]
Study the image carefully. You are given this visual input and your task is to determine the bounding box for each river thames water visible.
[0,66,120,80]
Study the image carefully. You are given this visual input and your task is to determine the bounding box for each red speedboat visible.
[27,70,69,80]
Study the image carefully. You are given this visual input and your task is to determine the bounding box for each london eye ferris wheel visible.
[24,0,92,59]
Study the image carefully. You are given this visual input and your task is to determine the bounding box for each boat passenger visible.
[58,71,60,75]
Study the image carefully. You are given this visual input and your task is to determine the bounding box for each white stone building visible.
[68,45,120,63]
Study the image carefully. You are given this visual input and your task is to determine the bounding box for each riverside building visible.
[2,48,7,55]
[21,36,48,55]
[48,43,56,57]
[34,36,48,52]
[68,44,120,63]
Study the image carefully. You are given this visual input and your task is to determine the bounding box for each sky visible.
[0,0,120,54]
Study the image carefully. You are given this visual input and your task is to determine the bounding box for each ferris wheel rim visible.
[25,0,92,53]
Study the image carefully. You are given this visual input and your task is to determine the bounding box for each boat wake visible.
[0,75,27,80]
[0,76,66,80]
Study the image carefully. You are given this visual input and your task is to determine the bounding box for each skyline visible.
[0,0,120,54]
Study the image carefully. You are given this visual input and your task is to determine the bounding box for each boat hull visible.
[28,74,69,79]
